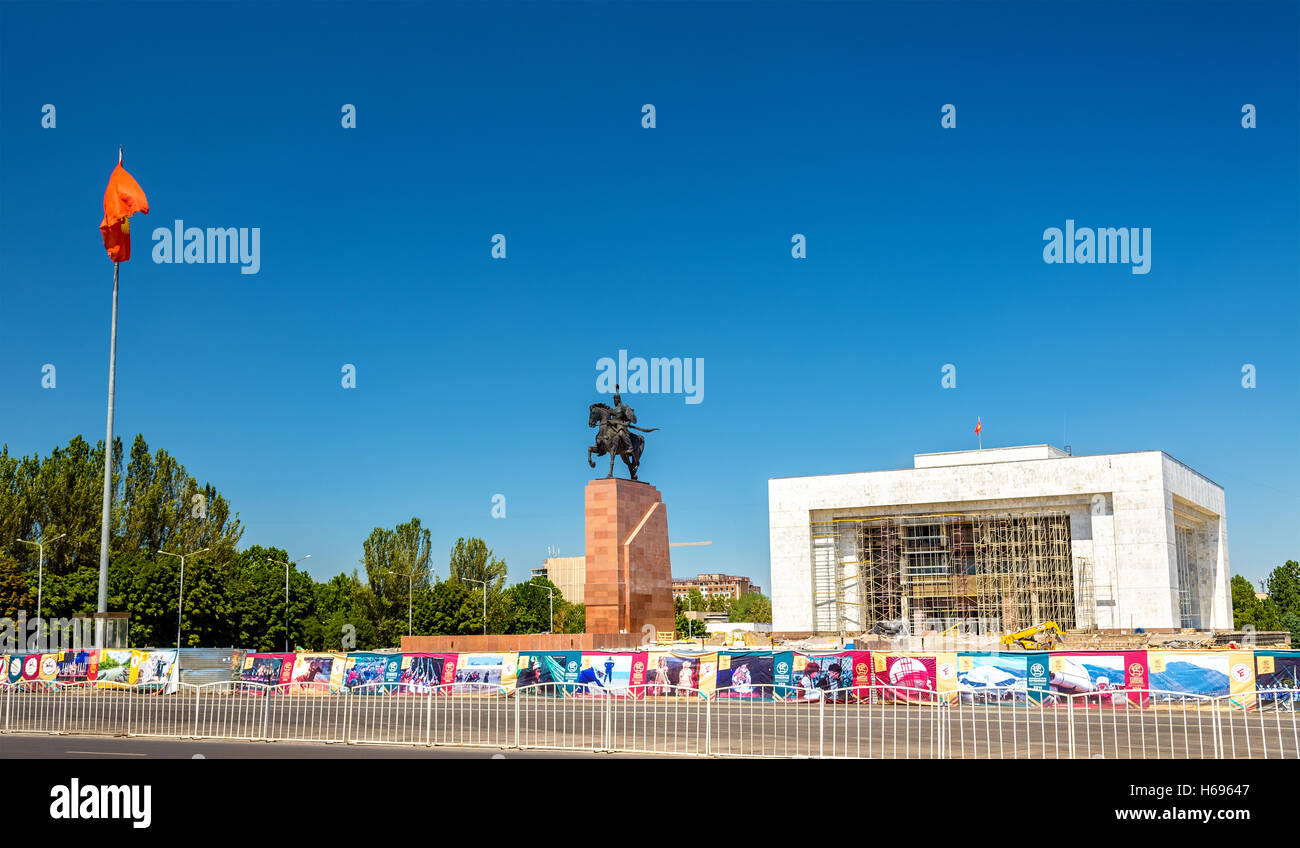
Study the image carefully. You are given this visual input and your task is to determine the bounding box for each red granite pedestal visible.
[583,478,675,637]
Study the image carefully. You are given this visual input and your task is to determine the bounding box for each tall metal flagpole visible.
[95,146,123,649]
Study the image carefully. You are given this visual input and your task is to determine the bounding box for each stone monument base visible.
[583,478,674,637]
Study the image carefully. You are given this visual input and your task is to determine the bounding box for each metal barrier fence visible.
[1,681,1295,759]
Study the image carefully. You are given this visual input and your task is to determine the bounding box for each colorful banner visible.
[516,651,580,693]
[787,652,860,702]
[56,649,98,682]
[37,653,59,681]
[957,652,1050,704]
[97,650,139,686]
[398,652,458,693]
[241,653,295,687]
[1254,650,1300,711]
[290,652,346,693]
[873,652,958,703]
[642,651,716,697]
[137,650,180,693]
[716,651,778,699]
[629,652,649,690]
[1147,650,1255,709]
[343,652,402,692]
[453,652,517,692]
[1048,651,1147,707]
[578,651,640,695]
[7,646,1282,708]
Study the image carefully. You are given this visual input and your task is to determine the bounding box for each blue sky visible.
[1,1,1296,590]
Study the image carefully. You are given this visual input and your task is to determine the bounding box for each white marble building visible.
[769,446,1231,633]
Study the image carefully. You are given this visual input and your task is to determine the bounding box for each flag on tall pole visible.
[96,148,148,646]
[99,151,149,261]
[975,416,982,451]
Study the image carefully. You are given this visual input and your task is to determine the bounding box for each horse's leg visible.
[588,446,596,468]
[608,450,616,478]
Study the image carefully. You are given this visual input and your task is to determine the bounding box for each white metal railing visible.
[0,680,1294,759]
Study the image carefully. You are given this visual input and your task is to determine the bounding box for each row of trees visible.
[673,588,772,639]
[0,436,589,650]
[1231,560,1300,646]
[0,435,765,651]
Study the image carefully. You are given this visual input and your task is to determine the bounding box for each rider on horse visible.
[588,384,657,480]
[609,385,636,453]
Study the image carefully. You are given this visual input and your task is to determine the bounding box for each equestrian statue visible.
[588,384,658,480]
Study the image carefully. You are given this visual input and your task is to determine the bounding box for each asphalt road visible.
[2,691,1294,759]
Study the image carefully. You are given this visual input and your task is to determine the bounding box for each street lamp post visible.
[464,578,487,635]
[158,546,208,650]
[18,533,64,649]
[386,567,435,637]
[266,554,311,652]
[528,578,555,634]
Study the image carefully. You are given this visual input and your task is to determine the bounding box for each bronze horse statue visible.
[588,402,655,480]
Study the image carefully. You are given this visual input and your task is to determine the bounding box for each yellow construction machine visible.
[1000,621,1066,650]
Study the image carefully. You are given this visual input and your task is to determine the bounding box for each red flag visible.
[100,163,149,262]
[974,417,982,436]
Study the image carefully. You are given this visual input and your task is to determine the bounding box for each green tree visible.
[1231,575,1273,630]
[0,552,33,618]
[448,537,507,591]
[502,579,559,633]
[415,579,474,635]
[730,592,772,624]
[1266,560,1300,616]
[675,612,707,639]
[706,594,732,613]
[557,602,584,634]
[0,434,241,576]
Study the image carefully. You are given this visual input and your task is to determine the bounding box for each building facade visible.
[672,573,761,601]
[769,446,1230,634]
[532,556,586,605]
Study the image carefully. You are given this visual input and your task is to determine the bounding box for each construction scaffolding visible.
[810,512,1078,636]
[1174,526,1202,629]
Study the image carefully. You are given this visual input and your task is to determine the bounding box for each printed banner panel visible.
[516,651,580,695]
[344,652,402,692]
[1254,650,1300,710]
[578,651,640,695]
[97,650,140,687]
[1048,651,1148,707]
[399,652,458,693]
[290,652,346,693]
[641,652,717,697]
[873,653,958,703]
[716,651,778,699]
[241,653,295,689]
[453,652,517,692]
[1147,650,1256,709]
[786,652,860,702]
[56,649,99,682]
[957,652,1051,704]
[137,650,180,693]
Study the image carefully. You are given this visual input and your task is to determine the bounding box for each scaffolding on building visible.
[1174,527,1202,629]
[810,512,1078,635]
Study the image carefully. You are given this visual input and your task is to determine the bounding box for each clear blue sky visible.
[1,1,1296,590]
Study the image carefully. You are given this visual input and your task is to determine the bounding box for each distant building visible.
[769,445,1231,634]
[532,556,586,605]
[672,573,760,601]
